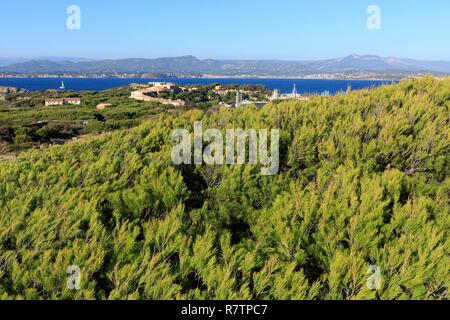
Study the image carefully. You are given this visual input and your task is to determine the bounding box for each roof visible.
[45,98,65,102]
[142,87,170,93]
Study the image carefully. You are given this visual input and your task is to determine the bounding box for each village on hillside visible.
[38,82,286,110]
[128,81,310,109]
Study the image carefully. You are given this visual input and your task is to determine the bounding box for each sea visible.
[0,78,395,95]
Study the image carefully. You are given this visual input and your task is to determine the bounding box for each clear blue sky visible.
[1,0,449,60]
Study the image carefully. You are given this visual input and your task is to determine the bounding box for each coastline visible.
[0,74,407,81]
[0,77,400,94]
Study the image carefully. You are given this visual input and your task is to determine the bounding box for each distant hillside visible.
[0,57,94,67]
[1,55,450,77]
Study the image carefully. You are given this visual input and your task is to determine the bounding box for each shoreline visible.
[0,75,403,81]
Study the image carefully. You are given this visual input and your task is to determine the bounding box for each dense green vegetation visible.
[156,83,269,109]
[0,77,448,300]
[0,87,172,152]
[0,84,269,152]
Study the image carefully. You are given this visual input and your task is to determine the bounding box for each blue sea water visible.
[0,78,395,95]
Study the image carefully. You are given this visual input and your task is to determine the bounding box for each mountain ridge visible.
[1,54,449,76]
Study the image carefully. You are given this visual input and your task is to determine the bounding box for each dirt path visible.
[0,152,18,162]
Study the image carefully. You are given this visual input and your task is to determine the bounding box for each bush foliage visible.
[0,77,448,300]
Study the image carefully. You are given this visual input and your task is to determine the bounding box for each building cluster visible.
[140,82,183,96]
[213,85,254,97]
[269,84,310,101]
[42,83,310,110]
[233,91,268,108]
[224,84,310,108]
[44,98,81,106]
[130,82,185,107]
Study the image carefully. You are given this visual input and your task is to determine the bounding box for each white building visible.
[235,91,243,107]
[45,98,81,106]
[270,89,280,100]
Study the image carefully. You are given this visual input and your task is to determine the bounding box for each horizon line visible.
[2,54,450,63]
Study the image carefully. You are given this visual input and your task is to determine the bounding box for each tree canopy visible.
[0,77,448,300]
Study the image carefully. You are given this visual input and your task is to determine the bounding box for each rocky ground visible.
[0,86,27,101]
[0,141,16,161]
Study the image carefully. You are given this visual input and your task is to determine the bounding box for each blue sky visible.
[1,0,449,60]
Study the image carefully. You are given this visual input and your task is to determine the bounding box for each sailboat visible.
[59,81,65,90]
